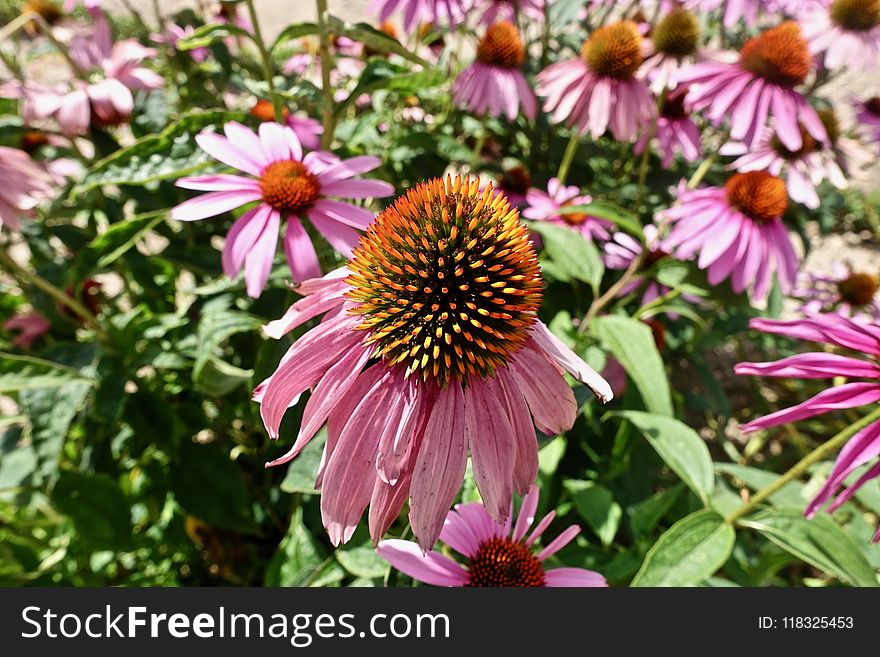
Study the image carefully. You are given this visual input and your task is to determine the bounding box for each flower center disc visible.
[559,205,591,225]
[838,272,879,306]
[250,99,289,122]
[652,8,700,58]
[725,172,788,223]
[582,20,643,79]
[259,160,321,214]
[739,22,811,87]
[20,130,50,153]
[661,93,689,120]
[476,21,526,69]
[466,537,545,587]
[818,108,840,145]
[865,96,880,116]
[830,0,880,31]
[770,124,818,159]
[346,175,543,386]
[497,165,532,195]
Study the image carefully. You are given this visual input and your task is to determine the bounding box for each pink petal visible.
[320,179,394,199]
[735,353,880,380]
[508,348,577,435]
[316,156,383,184]
[222,205,269,277]
[741,382,880,433]
[536,524,581,561]
[171,190,262,221]
[376,540,468,586]
[530,322,613,402]
[283,216,322,283]
[543,567,608,587]
[243,208,280,297]
[512,485,540,542]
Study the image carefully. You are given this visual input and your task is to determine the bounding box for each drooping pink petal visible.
[512,485,540,542]
[741,382,880,433]
[735,353,880,380]
[530,321,614,402]
[376,540,469,587]
[495,370,538,494]
[283,216,322,283]
[508,348,577,435]
[543,567,608,587]
[221,205,268,277]
[243,208,280,297]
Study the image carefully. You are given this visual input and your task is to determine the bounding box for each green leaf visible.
[269,22,320,54]
[740,508,877,587]
[0,353,94,393]
[71,110,245,197]
[336,546,389,579]
[716,463,803,507]
[51,471,133,551]
[326,16,430,67]
[615,411,714,505]
[632,510,734,586]
[557,201,643,240]
[549,0,588,24]
[264,507,325,586]
[169,441,256,532]
[530,222,604,292]
[193,296,261,396]
[593,315,671,416]
[629,484,684,537]
[71,211,165,280]
[280,430,326,494]
[176,23,253,50]
[336,60,445,117]
[565,481,622,547]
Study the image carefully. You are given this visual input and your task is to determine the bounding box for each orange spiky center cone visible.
[259,161,321,213]
[465,537,545,587]
[476,21,526,69]
[739,22,811,87]
[582,20,643,79]
[830,0,880,31]
[725,171,788,223]
[346,175,543,386]
[838,272,879,306]
[652,8,700,58]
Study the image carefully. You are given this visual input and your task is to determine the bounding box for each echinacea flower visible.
[256,175,613,549]
[495,164,532,207]
[634,88,702,167]
[794,263,880,321]
[152,23,209,62]
[639,7,725,94]
[37,17,162,134]
[370,0,466,32]
[0,146,53,232]
[798,0,880,71]
[3,313,51,349]
[376,485,608,587]
[602,224,681,309]
[522,178,611,241]
[678,22,826,151]
[453,22,537,122]
[171,121,393,297]
[659,172,799,300]
[735,314,880,541]
[853,96,880,148]
[683,0,779,28]
[249,99,323,151]
[537,20,655,142]
[472,0,545,27]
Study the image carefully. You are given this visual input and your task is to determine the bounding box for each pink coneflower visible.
[798,0,880,71]
[537,20,655,142]
[249,99,323,151]
[735,314,880,541]
[853,96,880,148]
[376,485,607,587]
[660,172,799,300]
[522,178,612,241]
[794,264,880,321]
[256,176,613,549]
[683,0,779,28]
[171,121,393,297]
[3,313,51,349]
[639,7,726,94]
[496,165,532,207]
[472,0,545,27]
[0,146,53,232]
[453,22,536,122]
[602,224,679,308]
[63,0,101,14]
[370,0,466,32]
[152,23,209,62]
[678,22,826,151]
[36,17,162,135]
[634,88,702,167]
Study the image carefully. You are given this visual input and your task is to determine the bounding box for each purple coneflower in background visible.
[0,146,53,232]
[3,313,51,349]
[853,96,880,148]
[798,0,880,71]
[634,88,702,167]
[249,99,324,151]
[660,172,798,301]
[495,164,532,207]
[472,0,545,27]
[522,177,612,241]
[794,263,880,321]
[171,121,393,297]
[453,21,537,122]
[602,224,680,309]
[152,23,209,62]
[736,314,880,541]
[683,0,779,28]
[370,0,466,32]
[255,176,613,549]
[537,20,654,142]
[678,22,826,151]
[377,485,608,587]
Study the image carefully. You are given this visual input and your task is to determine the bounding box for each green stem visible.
[556,132,580,186]
[634,93,665,215]
[634,286,681,319]
[0,244,109,343]
[244,0,284,123]
[687,130,728,189]
[578,248,646,334]
[724,406,880,525]
[315,0,336,149]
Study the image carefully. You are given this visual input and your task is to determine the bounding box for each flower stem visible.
[724,406,880,525]
[315,0,336,149]
[686,129,728,189]
[578,249,646,334]
[0,244,109,343]
[556,132,580,185]
[244,0,284,123]
[633,92,665,215]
